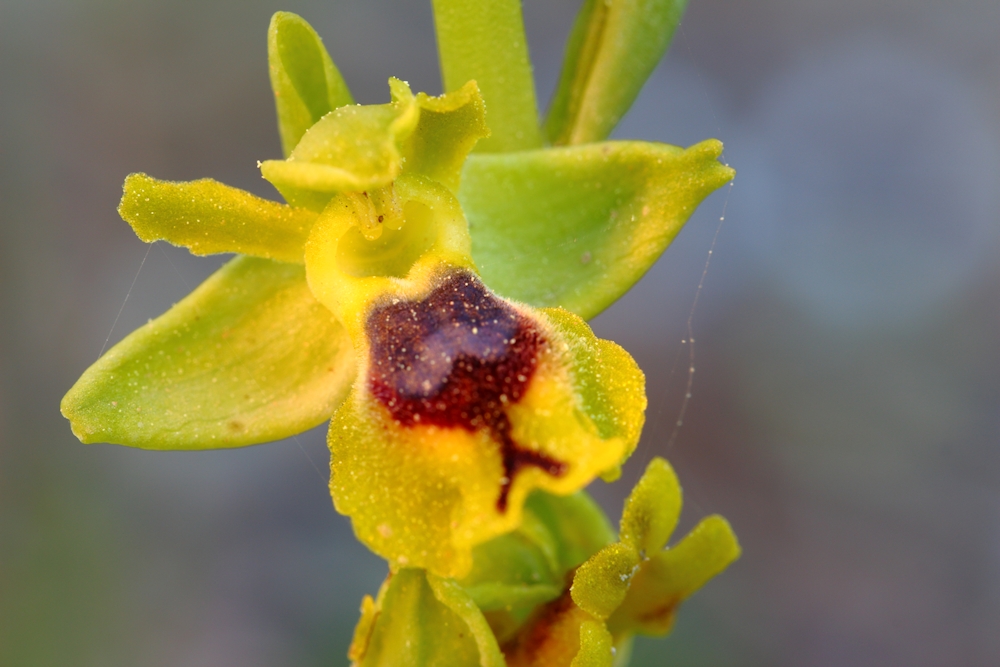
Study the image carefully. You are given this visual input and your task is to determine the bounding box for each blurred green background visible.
[2,1,999,665]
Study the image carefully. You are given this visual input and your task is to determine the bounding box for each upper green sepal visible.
[460,139,734,320]
[545,0,688,145]
[268,11,354,157]
[61,256,355,449]
[260,79,488,211]
[118,174,316,263]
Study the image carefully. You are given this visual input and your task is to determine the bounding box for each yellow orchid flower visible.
[61,0,737,643]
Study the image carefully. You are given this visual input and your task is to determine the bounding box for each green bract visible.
[61,1,737,664]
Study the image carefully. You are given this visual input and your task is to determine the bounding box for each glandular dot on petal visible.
[366,269,566,510]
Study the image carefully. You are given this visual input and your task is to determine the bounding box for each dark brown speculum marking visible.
[366,270,566,511]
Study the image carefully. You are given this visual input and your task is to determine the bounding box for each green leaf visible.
[268,11,353,157]
[545,0,688,145]
[61,256,355,449]
[118,174,316,263]
[431,0,542,153]
[570,542,641,620]
[608,515,740,637]
[460,139,734,319]
[570,620,615,667]
[352,569,504,667]
[619,457,681,556]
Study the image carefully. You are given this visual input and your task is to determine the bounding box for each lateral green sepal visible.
[427,575,508,667]
[461,139,734,319]
[61,256,355,449]
[118,174,316,263]
[268,11,354,157]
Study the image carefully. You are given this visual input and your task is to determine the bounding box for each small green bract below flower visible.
[60,1,737,664]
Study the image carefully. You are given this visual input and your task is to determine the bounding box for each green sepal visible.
[570,542,641,621]
[458,491,614,618]
[570,620,615,667]
[461,139,734,319]
[525,491,616,574]
[268,11,354,157]
[61,256,355,449]
[118,174,316,263]
[431,0,542,153]
[349,569,505,667]
[619,457,681,556]
[459,511,563,614]
[545,0,688,145]
[607,515,741,637]
[427,575,508,667]
[261,79,487,211]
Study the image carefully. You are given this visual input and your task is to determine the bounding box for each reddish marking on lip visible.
[366,270,566,510]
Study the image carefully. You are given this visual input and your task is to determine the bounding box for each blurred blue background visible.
[2,1,999,665]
